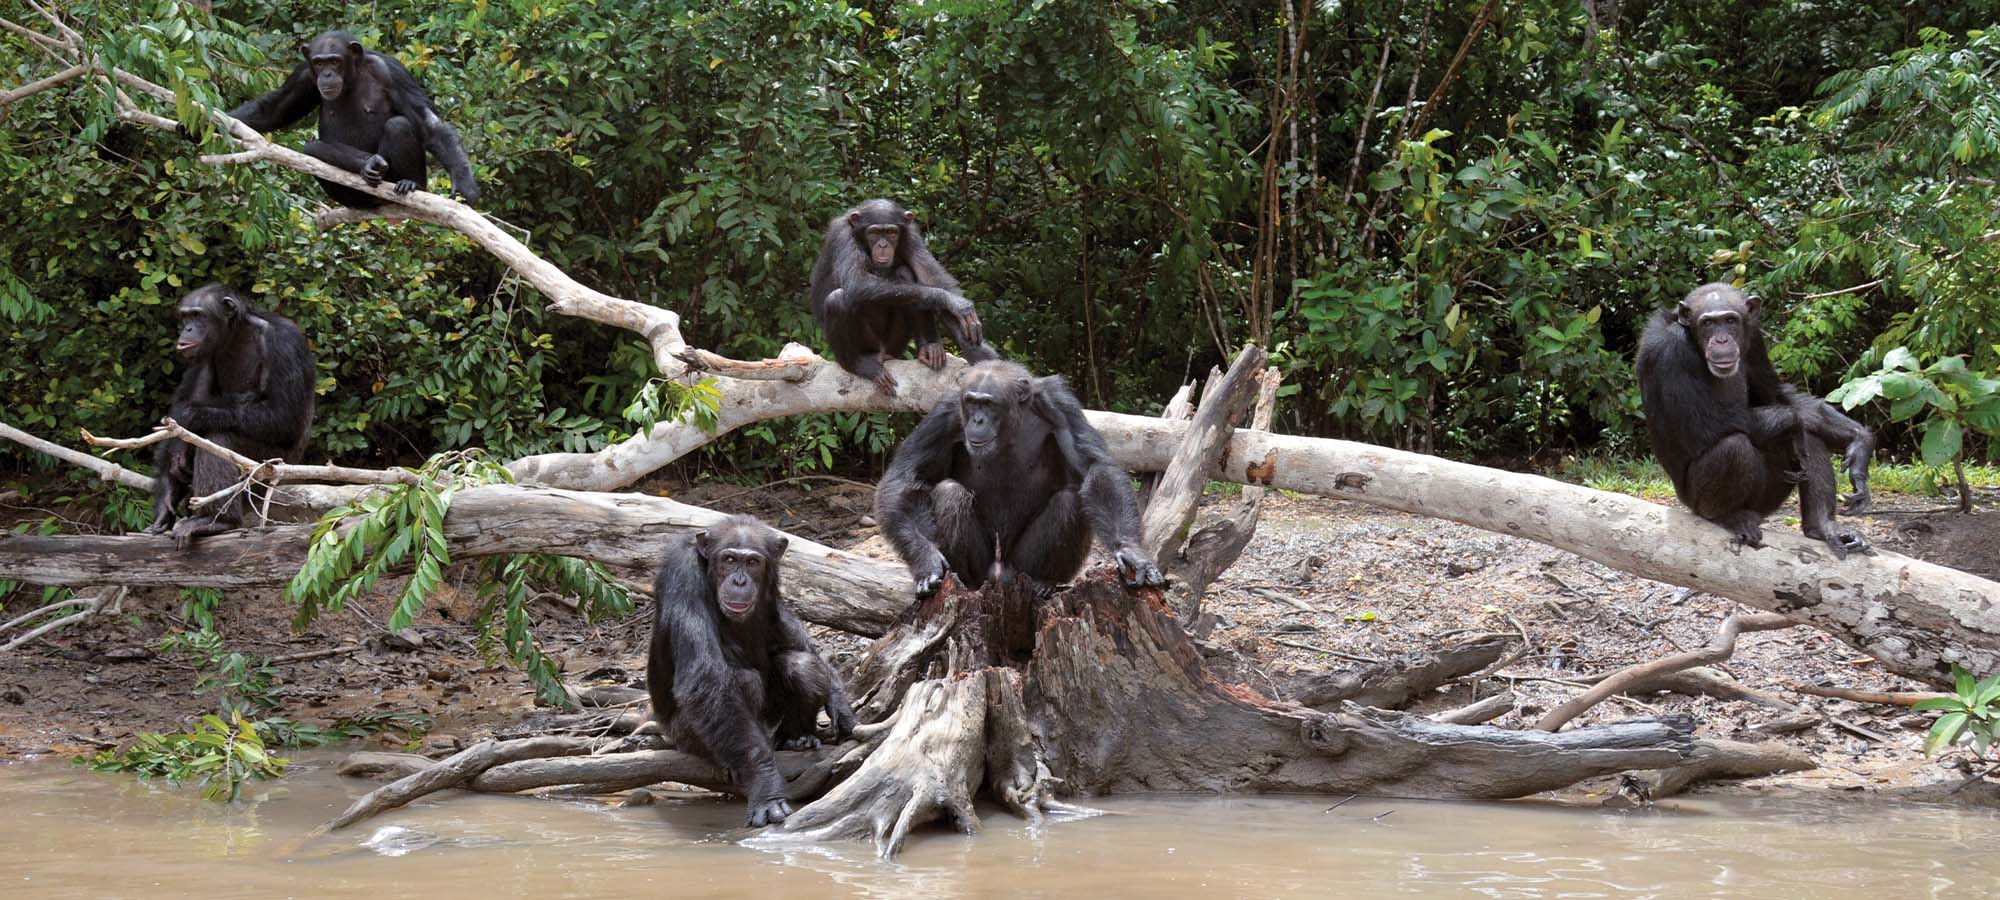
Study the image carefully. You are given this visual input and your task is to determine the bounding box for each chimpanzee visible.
[225,30,479,208]
[1636,282,1874,558]
[143,284,316,550]
[877,360,1166,597]
[647,515,857,827]
[808,198,999,393]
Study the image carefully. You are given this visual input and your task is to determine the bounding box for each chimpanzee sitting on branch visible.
[647,515,856,827]
[1636,282,1874,558]
[224,30,480,208]
[809,198,998,393]
[144,284,316,550]
[876,360,1166,597]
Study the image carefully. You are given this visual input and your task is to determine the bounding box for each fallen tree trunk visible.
[1285,633,1515,710]
[1095,420,2000,687]
[7,419,1998,679]
[0,483,908,636]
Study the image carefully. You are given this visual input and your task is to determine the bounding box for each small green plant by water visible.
[1916,665,2000,758]
[80,714,286,803]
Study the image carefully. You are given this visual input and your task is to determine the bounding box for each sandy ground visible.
[2,478,1995,802]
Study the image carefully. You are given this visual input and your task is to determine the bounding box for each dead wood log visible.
[329,741,846,831]
[1792,684,1952,707]
[1165,367,1284,621]
[1618,666,1797,710]
[1537,613,1798,731]
[0,483,907,636]
[1639,738,1816,798]
[1285,634,1515,710]
[1138,343,1266,577]
[1432,692,1516,725]
[326,736,594,830]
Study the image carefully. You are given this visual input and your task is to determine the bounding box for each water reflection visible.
[2,754,1994,899]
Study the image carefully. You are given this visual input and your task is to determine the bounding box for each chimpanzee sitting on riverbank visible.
[646,515,856,827]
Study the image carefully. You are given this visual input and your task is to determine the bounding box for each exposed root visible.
[771,663,993,857]
[1536,612,1798,731]
[1639,738,1815,798]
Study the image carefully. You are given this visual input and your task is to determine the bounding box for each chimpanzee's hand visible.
[917,341,948,369]
[826,697,857,742]
[452,177,481,206]
[360,154,389,185]
[392,178,419,195]
[1115,546,1166,589]
[913,552,952,598]
[949,296,983,348]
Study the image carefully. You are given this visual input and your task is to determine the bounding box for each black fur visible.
[876,360,1165,597]
[227,30,479,208]
[808,198,997,393]
[144,284,315,550]
[1636,282,1872,558]
[646,515,855,827]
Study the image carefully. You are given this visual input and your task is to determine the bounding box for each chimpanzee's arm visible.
[876,399,962,587]
[379,56,480,203]
[1035,376,1165,587]
[226,63,320,134]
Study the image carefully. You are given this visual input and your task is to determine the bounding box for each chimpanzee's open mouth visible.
[175,340,198,353]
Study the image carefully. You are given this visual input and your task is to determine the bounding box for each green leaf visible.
[1921,420,1963,467]
[1883,346,1919,371]
[1912,697,1966,712]
[1927,711,1970,755]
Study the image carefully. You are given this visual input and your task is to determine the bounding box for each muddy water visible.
[5,754,1997,899]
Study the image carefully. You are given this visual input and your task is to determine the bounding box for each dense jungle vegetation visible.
[4,0,1997,483]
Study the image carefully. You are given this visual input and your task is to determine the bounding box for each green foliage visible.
[622,376,723,438]
[4,1,1998,473]
[1916,666,2000,758]
[255,710,432,750]
[287,449,630,704]
[80,713,286,802]
[158,627,279,715]
[1831,347,2000,508]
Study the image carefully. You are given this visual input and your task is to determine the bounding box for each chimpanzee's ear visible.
[300,43,314,62]
[847,211,863,226]
[1743,294,1761,317]
[220,291,242,320]
[902,209,916,223]
[767,534,789,564]
[347,40,365,58]
[1675,301,1696,328]
[693,529,716,561]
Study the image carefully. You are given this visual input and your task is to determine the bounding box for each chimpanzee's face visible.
[305,35,362,100]
[696,524,787,621]
[1677,288,1759,380]
[957,367,1030,459]
[175,287,239,361]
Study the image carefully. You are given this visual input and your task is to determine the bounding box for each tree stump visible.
[766,568,1697,857]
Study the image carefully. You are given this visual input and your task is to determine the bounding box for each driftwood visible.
[1792,684,1953,707]
[0,483,907,637]
[1432,692,1517,725]
[1537,612,1799,731]
[326,736,594,830]
[1286,634,1516,710]
[1640,738,1816,798]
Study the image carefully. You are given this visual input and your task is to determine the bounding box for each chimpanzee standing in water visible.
[226,30,479,208]
[1636,282,1873,558]
[809,199,998,393]
[647,515,856,827]
[144,284,316,550]
[877,360,1166,597]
